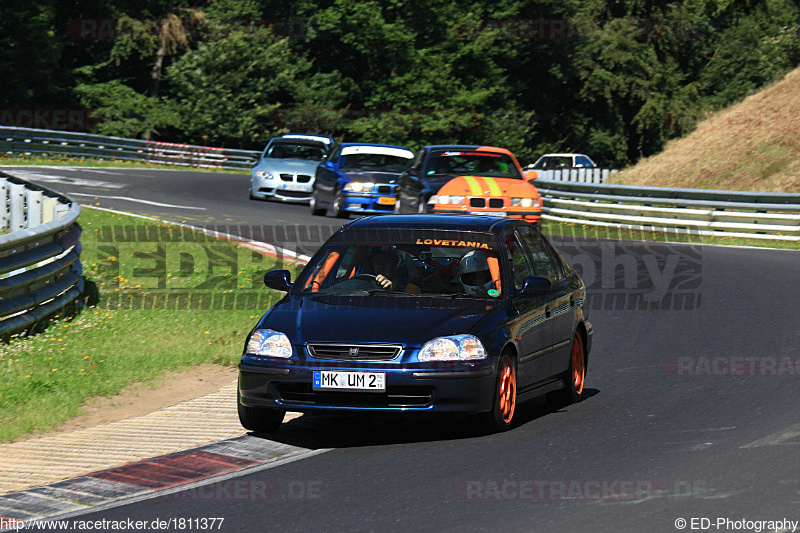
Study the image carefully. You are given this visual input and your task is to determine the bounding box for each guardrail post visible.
[0,177,7,229]
[9,182,25,231]
[26,189,43,228]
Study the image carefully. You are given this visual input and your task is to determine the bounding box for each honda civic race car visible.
[426,147,542,225]
[238,214,593,433]
[310,143,414,218]
[250,133,334,203]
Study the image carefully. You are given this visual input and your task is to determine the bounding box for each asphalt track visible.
[6,166,800,532]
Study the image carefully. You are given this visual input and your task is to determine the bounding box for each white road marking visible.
[70,192,206,210]
[741,422,800,448]
[1,170,127,189]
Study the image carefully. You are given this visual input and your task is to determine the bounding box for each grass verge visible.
[0,207,301,442]
[0,156,250,174]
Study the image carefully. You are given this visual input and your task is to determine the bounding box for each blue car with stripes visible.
[238,214,593,433]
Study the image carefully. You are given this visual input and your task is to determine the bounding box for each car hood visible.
[262,296,498,347]
[340,170,400,184]
[255,159,320,174]
[437,176,540,198]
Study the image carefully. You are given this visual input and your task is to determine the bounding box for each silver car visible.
[250,134,334,203]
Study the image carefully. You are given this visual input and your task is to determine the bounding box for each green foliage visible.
[2,0,799,164]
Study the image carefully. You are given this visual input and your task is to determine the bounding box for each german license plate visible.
[470,211,506,217]
[378,196,396,205]
[281,182,307,191]
[313,371,386,392]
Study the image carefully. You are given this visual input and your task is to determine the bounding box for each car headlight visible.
[246,329,292,358]
[344,182,374,192]
[418,334,487,361]
[255,170,274,179]
[511,197,540,208]
[430,195,464,205]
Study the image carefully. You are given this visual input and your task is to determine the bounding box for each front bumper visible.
[251,179,313,203]
[341,192,397,215]
[239,359,496,413]
[433,207,541,222]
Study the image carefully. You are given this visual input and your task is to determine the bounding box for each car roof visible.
[343,214,516,234]
[537,153,591,157]
[338,142,411,149]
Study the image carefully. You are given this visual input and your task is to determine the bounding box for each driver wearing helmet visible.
[459,250,495,296]
[367,247,421,293]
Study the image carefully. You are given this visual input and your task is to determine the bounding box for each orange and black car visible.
[395,145,541,225]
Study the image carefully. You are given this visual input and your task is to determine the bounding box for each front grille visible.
[275,189,310,198]
[276,383,433,408]
[377,185,392,194]
[296,174,312,183]
[469,198,485,208]
[307,343,401,361]
[489,198,504,208]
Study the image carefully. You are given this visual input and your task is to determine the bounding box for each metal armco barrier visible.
[531,168,617,184]
[0,171,84,337]
[536,179,800,241]
[0,126,260,170]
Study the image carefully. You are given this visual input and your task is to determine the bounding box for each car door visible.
[516,225,574,377]
[398,149,426,212]
[315,144,341,205]
[505,227,554,388]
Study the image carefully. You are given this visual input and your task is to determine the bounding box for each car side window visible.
[327,145,342,163]
[505,233,535,290]
[412,150,425,171]
[575,156,593,167]
[516,226,559,284]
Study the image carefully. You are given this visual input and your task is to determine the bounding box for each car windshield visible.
[427,150,522,179]
[341,153,412,172]
[297,234,504,299]
[535,156,573,169]
[266,142,325,161]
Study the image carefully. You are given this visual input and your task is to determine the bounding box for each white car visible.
[250,134,334,203]
[529,153,597,170]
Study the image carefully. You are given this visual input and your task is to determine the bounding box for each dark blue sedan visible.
[238,215,593,433]
[310,142,414,218]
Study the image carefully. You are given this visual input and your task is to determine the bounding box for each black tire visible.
[331,189,349,219]
[546,332,586,408]
[477,352,517,433]
[237,391,284,433]
[310,189,325,216]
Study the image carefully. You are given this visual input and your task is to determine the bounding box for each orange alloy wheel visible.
[498,355,516,424]
[571,334,585,395]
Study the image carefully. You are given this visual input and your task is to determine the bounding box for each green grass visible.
[0,207,302,442]
[0,155,250,174]
[540,218,799,249]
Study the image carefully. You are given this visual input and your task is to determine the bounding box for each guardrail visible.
[0,126,261,170]
[535,179,800,242]
[0,171,84,338]
[528,168,618,184]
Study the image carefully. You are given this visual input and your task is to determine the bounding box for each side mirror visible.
[519,276,550,297]
[523,169,538,181]
[264,270,293,292]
